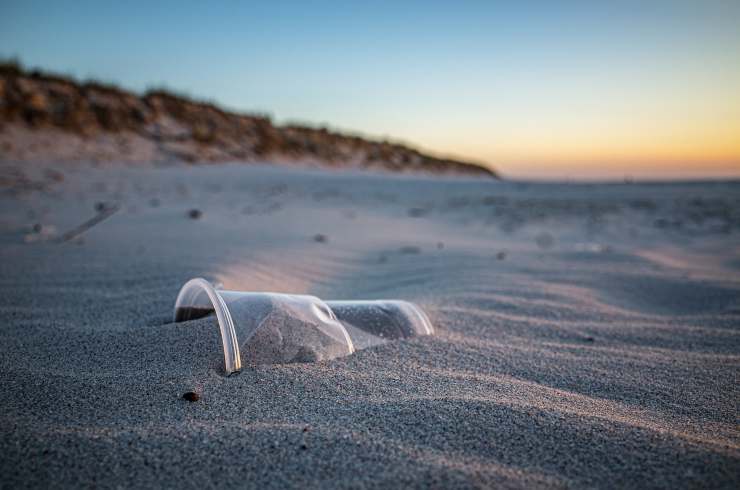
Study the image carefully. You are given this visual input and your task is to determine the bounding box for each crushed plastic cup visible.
[173,278,434,375]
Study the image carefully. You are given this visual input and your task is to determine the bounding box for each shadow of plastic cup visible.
[173,278,434,375]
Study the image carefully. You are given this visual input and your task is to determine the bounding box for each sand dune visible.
[0,63,494,177]
[0,161,738,488]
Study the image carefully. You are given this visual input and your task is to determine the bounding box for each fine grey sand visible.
[1,161,739,488]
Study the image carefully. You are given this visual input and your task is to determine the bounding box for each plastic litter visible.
[173,278,434,375]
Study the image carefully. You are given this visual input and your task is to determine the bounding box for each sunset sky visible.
[2,0,739,180]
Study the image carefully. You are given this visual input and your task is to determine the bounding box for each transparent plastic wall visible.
[174,278,434,374]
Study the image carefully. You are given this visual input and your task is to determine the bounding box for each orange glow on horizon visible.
[421,115,740,179]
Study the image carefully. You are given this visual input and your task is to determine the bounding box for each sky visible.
[2,0,739,180]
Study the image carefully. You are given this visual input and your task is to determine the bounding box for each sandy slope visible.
[0,65,494,177]
[0,162,738,488]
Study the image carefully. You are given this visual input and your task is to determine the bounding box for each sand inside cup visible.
[174,280,433,371]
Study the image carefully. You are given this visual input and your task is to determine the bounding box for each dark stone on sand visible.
[94,202,107,212]
[314,234,327,243]
[585,336,595,342]
[408,207,427,217]
[32,223,43,233]
[496,251,507,260]
[182,391,200,402]
[300,444,308,450]
[188,209,202,220]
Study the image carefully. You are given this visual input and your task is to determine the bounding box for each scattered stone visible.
[437,242,444,249]
[302,426,310,433]
[585,336,595,342]
[188,209,202,220]
[313,234,327,243]
[300,443,308,450]
[496,251,507,260]
[94,202,108,213]
[182,391,200,402]
[407,207,427,218]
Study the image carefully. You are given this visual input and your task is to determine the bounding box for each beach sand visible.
[1,161,738,488]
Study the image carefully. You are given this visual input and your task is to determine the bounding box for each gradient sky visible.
[2,0,739,179]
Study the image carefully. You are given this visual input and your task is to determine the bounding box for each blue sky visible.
[2,1,739,179]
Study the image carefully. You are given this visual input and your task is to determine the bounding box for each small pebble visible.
[300,444,308,450]
[182,391,200,402]
[314,234,327,243]
[585,336,595,342]
[496,251,507,260]
[188,209,203,220]
[94,202,107,212]
[437,242,444,249]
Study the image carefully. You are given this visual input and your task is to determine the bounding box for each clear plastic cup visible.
[173,278,434,375]
[325,300,433,350]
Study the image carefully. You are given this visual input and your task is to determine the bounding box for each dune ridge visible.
[0,62,494,177]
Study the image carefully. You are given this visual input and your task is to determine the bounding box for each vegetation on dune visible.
[0,60,496,176]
